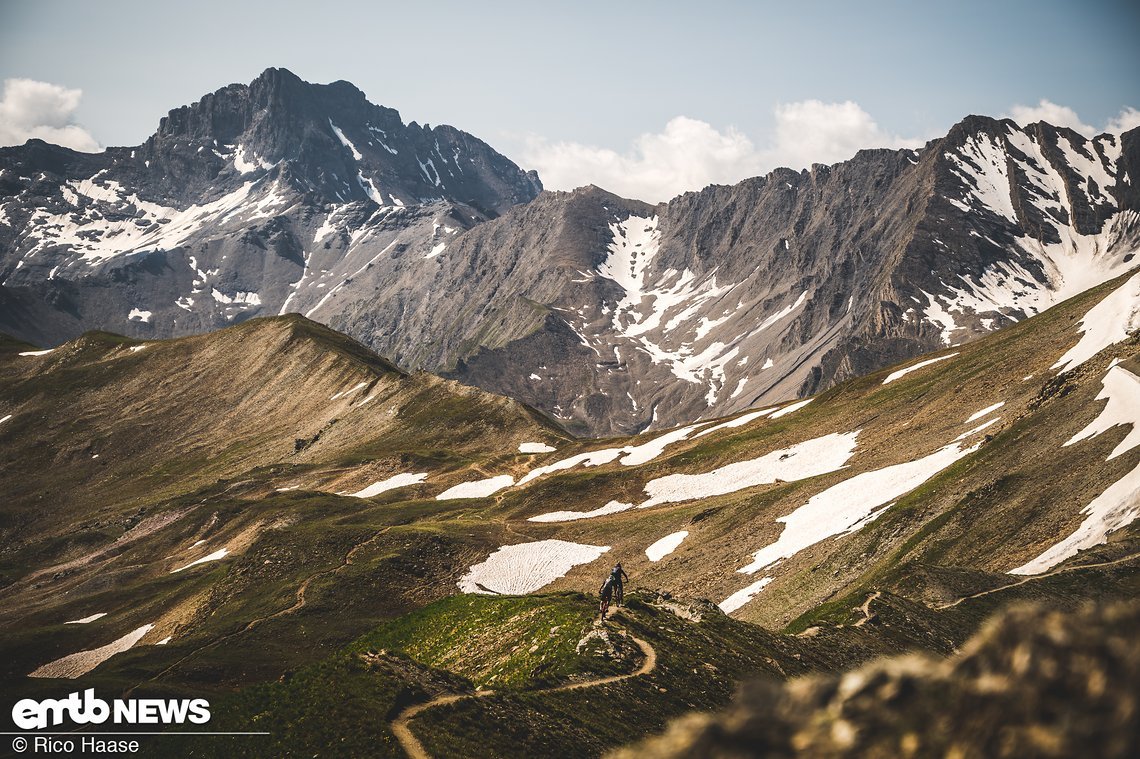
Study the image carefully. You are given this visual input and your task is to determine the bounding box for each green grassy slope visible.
[0,268,1137,756]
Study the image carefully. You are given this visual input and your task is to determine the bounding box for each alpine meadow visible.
[2,3,1139,757]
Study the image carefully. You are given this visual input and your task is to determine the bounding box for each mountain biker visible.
[599,575,615,620]
[610,563,630,607]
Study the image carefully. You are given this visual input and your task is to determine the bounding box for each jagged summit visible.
[1,77,1137,434]
[0,69,543,347]
[137,66,543,210]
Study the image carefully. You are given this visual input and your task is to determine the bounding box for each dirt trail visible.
[391,627,657,759]
[132,525,394,693]
[853,591,881,627]
[934,549,1140,610]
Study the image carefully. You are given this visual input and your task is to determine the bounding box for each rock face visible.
[0,67,541,347]
[1,70,1138,435]
[434,121,1139,435]
[615,601,1140,759]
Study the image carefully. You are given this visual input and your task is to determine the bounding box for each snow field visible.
[64,613,107,625]
[330,381,368,400]
[458,540,610,595]
[768,399,812,419]
[29,624,154,679]
[1008,464,1140,576]
[517,422,705,486]
[882,353,959,384]
[1053,271,1140,373]
[171,548,230,573]
[518,442,556,454]
[719,577,773,614]
[640,431,860,509]
[965,401,1005,423]
[343,473,427,498]
[517,449,624,486]
[529,501,633,523]
[1063,366,1140,460]
[620,423,707,465]
[953,417,1000,442]
[738,441,980,575]
[436,475,515,500]
[692,408,778,438]
[646,531,688,562]
[1010,366,1140,574]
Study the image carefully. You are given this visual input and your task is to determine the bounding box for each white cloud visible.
[0,78,101,153]
[1105,107,1140,135]
[1005,99,1096,137]
[1005,100,1140,138]
[522,101,922,203]
[522,116,764,204]
[768,99,922,171]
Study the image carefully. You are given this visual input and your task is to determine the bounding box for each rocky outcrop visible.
[614,601,1140,759]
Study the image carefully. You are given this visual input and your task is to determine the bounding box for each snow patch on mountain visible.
[882,353,958,384]
[517,422,705,485]
[953,417,1001,441]
[1064,366,1140,460]
[595,215,745,405]
[946,133,1018,222]
[1011,368,1140,576]
[436,474,515,500]
[719,577,773,614]
[342,472,427,498]
[966,401,1005,423]
[924,127,1137,345]
[693,407,779,438]
[12,173,305,269]
[738,437,980,574]
[171,548,230,573]
[737,441,980,575]
[528,500,634,523]
[29,624,155,679]
[518,442,557,454]
[458,540,610,595]
[640,430,860,509]
[1053,270,1140,373]
[64,613,107,625]
[646,531,688,561]
[232,144,275,174]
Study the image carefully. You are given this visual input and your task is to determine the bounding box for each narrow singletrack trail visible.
[853,591,882,627]
[131,525,394,694]
[934,549,1140,610]
[391,627,657,759]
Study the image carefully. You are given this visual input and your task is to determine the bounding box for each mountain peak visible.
[131,69,542,209]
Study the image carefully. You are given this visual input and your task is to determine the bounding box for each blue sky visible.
[2,0,1137,200]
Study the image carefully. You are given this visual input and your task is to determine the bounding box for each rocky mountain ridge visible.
[1,70,1137,434]
[0,67,541,346]
[429,118,1139,434]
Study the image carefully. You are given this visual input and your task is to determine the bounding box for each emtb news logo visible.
[11,690,210,730]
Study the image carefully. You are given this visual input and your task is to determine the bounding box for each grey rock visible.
[2,73,1137,436]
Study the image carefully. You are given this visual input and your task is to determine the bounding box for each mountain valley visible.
[1,261,1137,755]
